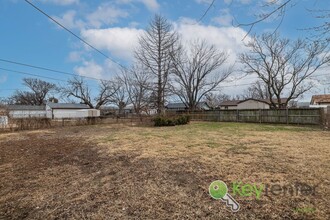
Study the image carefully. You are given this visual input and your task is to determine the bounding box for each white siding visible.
[9,110,46,118]
[52,109,100,119]
[237,100,270,109]
[46,105,52,119]
[0,116,8,127]
[76,109,100,117]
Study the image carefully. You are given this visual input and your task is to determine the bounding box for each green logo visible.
[209,180,240,212]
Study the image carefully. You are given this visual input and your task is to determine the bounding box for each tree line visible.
[2,15,330,113]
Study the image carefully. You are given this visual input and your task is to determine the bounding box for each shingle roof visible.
[166,103,187,109]
[310,95,330,104]
[166,102,209,109]
[7,105,46,111]
[47,103,91,109]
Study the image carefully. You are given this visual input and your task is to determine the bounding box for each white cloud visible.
[116,0,159,12]
[73,59,122,80]
[81,27,144,61]
[40,0,79,6]
[86,3,129,28]
[53,4,128,30]
[74,60,104,79]
[174,18,250,65]
[53,10,85,30]
[212,8,233,26]
[140,0,159,11]
[75,17,251,95]
[78,18,250,70]
[67,51,83,62]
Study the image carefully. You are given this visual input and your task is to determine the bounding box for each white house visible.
[46,103,100,119]
[7,105,46,118]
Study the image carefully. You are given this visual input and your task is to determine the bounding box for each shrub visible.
[153,115,190,127]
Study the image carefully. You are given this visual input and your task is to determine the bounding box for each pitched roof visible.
[237,98,288,105]
[7,105,46,111]
[47,103,90,109]
[166,102,209,109]
[310,95,330,104]
[166,103,187,109]
[259,98,288,105]
[219,100,240,106]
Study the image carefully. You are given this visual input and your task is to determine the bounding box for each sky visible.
[0,0,329,102]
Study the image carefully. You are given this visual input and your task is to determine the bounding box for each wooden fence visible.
[175,108,325,125]
[0,115,154,133]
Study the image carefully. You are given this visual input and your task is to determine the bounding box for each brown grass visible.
[0,122,329,219]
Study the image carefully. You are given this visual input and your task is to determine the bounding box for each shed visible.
[46,103,99,119]
[7,105,46,118]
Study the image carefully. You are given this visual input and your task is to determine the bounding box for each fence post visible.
[286,108,289,124]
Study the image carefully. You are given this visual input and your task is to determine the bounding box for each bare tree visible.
[61,76,117,109]
[204,92,230,109]
[11,78,57,105]
[240,33,330,108]
[109,77,130,115]
[242,81,270,100]
[233,0,329,42]
[171,40,232,110]
[122,65,153,116]
[135,14,179,115]
[307,9,330,42]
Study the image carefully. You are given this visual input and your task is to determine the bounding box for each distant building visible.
[7,105,46,118]
[296,102,310,108]
[46,103,100,119]
[219,98,288,110]
[219,100,240,110]
[5,103,100,119]
[0,106,8,126]
[310,95,330,106]
[165,102,210,111]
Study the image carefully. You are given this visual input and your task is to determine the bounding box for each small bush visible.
[153,115,190,127]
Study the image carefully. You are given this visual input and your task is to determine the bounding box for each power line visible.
[0,67,100,89]
[0,58,106,82]
[24,0,127,70]
[0,67,67,82]
[0,59,328,91]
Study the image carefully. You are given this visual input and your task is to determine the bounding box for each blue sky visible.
[0,0,329,101]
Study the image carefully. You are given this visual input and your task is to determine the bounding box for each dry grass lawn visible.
[0,122,329,219]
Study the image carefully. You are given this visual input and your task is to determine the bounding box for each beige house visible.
[310,95,330,106]
[219,98,288,110]
[237,99,270,109]
[219,100,240,110]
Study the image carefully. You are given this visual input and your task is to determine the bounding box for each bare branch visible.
[171,39,232,110]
